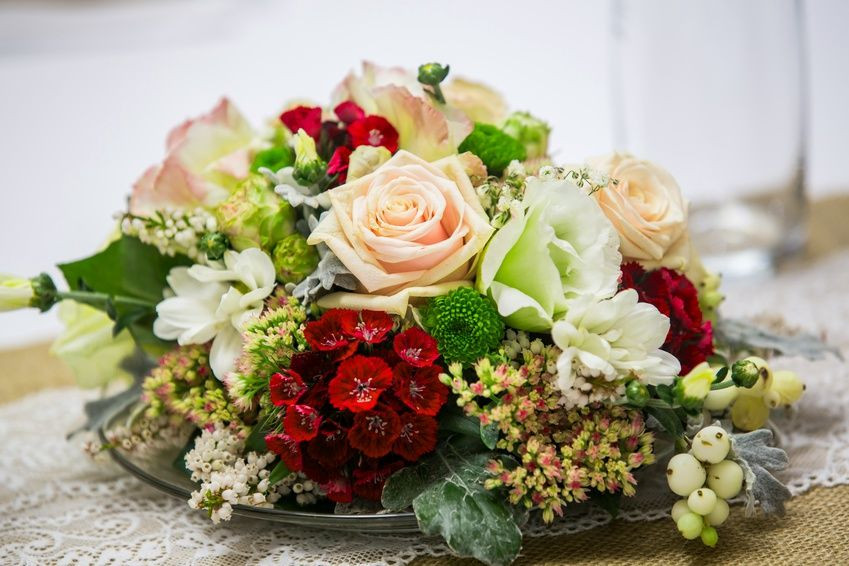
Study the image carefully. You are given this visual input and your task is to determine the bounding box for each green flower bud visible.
[731,359,761,389]
[271,233,320,284]
[29,272,58,312]
[417,62,450,86]
[292,129,326,186]
[674,361,714,410]
[500,111,551,159]
[625,380,650,407]
[215,174,296,252]
[198,232,230,261]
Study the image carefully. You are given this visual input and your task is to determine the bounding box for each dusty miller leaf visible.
[716,318,842,361]
[731,428,792,516]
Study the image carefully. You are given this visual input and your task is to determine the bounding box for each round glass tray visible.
[99,406,420,533]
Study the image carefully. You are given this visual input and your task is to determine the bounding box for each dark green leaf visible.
[646,406,684,438]
[591,491,622,518]
[707,353,729,366]
[245,415,274,453]
[480,422,500,450]
[655,383,675,406]
[438,411,484,439]
[715,318,842,361]
[714,366,729,382]
[268,460,291,486]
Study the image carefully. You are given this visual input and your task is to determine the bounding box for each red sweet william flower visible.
[264,433,303,471]
[348,407,402,458]
[327,146,352,184]
[393,327,439,367]
[320,472,353,503]
[334,100,365,124]
[348,115,399,153]
[340,310,394,344]
[289,351,336,383]
[352,460,405,501]
[280,105,322,140]
[328,355,393,412]
[306,422,351,468]
[269,370,306,407]
[283,404,322,442]
[393,413,438,461]
[304,310,358,357]
[393,363,448,416]
[620,262,714,374]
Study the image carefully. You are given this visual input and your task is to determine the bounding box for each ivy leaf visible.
[716,318,842,361]
[382,441,524,566]
[731,428,792,516]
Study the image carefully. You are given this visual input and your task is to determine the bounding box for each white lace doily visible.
[2,251,848,565]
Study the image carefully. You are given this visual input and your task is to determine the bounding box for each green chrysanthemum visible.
[458,123,526,176]
[422,287,505,364]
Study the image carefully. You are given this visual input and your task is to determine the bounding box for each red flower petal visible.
[327,146,352,184]
[334,101,365,124]
[304,310,357,352]
[393,328,439,367]
[352,460,405,501]
[340,310,394,344]
[279,105,322,140]
[348,407,401,458]
[283,404,322,442]
[393,413,439,461]
[306,422,351,468]
[348,115,399,153]
[393,363,448,416]
[269,370,306,407]
[328,355,393,413]
[320,472,353,503]
[264,433,303,471]
[289,351,335,382]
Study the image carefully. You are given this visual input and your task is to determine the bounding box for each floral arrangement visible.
[2,62,833,566]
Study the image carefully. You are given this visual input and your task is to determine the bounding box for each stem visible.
[430,84,446,104]
[57,290,155,309]
[644,399,681,410]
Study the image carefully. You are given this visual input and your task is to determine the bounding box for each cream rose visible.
[307,150,494,314]
[588,152,689,265]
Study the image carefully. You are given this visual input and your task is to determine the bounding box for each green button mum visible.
[421,287,505,364]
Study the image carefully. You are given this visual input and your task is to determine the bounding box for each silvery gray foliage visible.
[716,318,842,361]
[262,166,331,210]
[731,428,792,517]
[291,211,357,304]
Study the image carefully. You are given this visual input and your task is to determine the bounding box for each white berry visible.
[676,512,703,540]
[705,498,730,526]
[707,459,744,499]
[671,499,690,522]
[691,426,731,464]
[772,370,804,405]
[763,389,782,409]
[688,487,718,515]
[666,453,707,497]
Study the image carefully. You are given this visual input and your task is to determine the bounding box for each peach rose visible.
[130,98,255,215]
[307,151,494,314]
[588,152,689,265]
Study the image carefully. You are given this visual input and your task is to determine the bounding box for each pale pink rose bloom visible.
[307,151,494,314]
[130,98,255,215]
[332,62,472,161]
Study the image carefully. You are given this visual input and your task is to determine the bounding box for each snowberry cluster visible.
[666,425,744,547]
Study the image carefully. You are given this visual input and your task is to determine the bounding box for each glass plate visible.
[99,406,420,533]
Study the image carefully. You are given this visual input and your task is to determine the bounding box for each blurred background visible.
[1,0,847,347]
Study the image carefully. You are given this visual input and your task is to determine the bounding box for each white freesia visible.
[551,289,680,408]
[153,248,275,379]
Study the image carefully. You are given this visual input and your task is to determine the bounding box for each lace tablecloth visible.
[2,251,849,565]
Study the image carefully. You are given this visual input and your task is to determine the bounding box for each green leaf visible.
[655,384,675,406]
[707,353,729,366]
[715,318,842,361]
[480,422,500,450]
[268,460,291,486]
[438,411,484,439]
[382,442,524,566]
[458,123,526,176]
[244,415,274,453]
[172,430,201,479]
[714,366,729,382]
[646,406,684,438]
[591,491,622,518]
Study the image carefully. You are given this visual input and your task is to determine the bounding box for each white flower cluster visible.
[475,161,527,228]
[102,414,191,458]
[184,423,244,484]
[538,164,613,195]
[276,471,323,506]
[120,207,217,262]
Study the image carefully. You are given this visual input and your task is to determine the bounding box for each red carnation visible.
[304,310,358,358]
[306,422,351,468]
[328,355,393,412]
[327,146,352,184]
[393,363,448,416]
[348,407,402,458]
[620,263,714,374]
[348,115,399,153]
[269,370,306,407]
[352,460,405,501]
[393,327,440,367]
[334,100,365,124]
[393,413,438,461]
[321,472,353,504]
[264,433,303,471]
[340,310,394,344]
[280,105,322,140]
[283,404,322,442]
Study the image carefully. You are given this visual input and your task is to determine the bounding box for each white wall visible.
[1,0,847,347]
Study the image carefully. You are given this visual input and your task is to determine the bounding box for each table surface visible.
[3,195,849,565]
